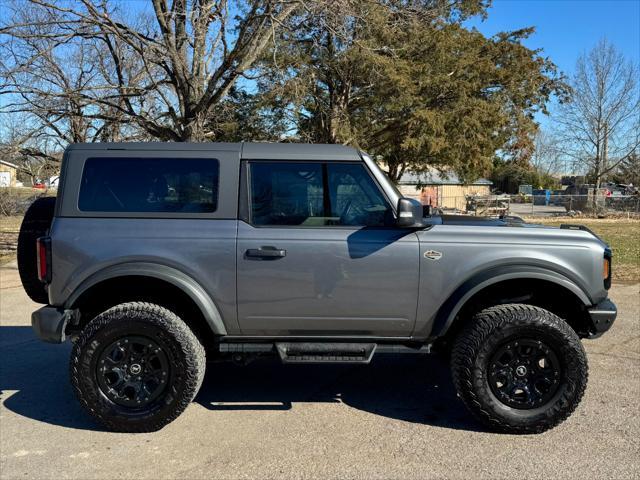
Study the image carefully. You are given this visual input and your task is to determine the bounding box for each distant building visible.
[0,159,19,187]
[397,169,493,210]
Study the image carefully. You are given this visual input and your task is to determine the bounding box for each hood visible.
[428,214,527,227]
[427,214,608,247]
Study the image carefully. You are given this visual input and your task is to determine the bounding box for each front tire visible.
[451,304,588,434]
[70,302,206,432]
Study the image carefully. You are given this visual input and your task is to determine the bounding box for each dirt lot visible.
[1,262,639,480]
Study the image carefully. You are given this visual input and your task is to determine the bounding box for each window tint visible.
[79,157,219,213]
[250,162,392,227]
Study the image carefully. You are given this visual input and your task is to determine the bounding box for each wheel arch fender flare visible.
[431,265,592,338]
[64,262,227,335]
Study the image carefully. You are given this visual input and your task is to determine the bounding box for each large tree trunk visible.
[181,111,208,141]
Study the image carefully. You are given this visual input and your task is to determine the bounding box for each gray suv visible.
[18,142,617,433]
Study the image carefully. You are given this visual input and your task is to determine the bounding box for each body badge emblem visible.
[424,250,443,260]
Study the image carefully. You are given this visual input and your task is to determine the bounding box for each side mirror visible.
[397,197,426,228]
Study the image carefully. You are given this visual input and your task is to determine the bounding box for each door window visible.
[249,162,392,227]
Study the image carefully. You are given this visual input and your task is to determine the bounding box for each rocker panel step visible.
[276,342,376,364]
[219,343,275,353]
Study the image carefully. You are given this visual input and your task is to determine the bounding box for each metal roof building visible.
[397,169,493,211]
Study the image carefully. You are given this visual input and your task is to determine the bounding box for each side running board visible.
[275,342,377,364]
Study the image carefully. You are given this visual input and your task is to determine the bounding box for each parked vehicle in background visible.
[20,143,616,434]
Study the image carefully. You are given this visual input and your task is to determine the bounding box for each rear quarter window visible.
[78,157,219,213]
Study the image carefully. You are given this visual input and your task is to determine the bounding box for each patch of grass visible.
[0,216,23,232]
[534,218,640,283]
[0,216,22,266]
[0,254,15,265]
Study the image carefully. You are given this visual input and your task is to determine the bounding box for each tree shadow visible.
[1,326,483,432]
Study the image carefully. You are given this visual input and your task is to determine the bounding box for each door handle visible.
[245,246,287,259]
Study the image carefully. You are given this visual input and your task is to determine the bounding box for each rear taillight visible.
[36,236,52,283]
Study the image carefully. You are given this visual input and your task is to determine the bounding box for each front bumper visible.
[586,298,617,338]
[31,306,77,343]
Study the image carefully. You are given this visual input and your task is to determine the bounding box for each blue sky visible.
[466,0,640,126]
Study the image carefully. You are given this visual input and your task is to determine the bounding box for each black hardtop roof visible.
[66,142,362,161]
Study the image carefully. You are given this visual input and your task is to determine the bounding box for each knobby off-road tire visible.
[451,304,588,434]
[17,196,56,303]
[70,302,206,432]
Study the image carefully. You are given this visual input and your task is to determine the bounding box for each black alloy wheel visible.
[96,336,171,408]
[487,338,562,409]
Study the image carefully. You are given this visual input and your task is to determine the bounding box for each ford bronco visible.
[19,142,617,433]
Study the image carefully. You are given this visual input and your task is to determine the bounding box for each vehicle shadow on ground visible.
[197,354,484,432]
[0,326,100,431]
[0,326,483,433]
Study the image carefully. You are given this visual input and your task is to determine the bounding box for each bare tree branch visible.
[1,0,304,142]
[555,39,640,188]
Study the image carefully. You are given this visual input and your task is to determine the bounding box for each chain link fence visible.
[430,194,640,218]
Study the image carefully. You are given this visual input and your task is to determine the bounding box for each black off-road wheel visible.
[17,196,56,303]
[70,302,206,432]
[451,304,588,434]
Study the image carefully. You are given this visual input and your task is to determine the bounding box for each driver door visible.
[236,160,420,337]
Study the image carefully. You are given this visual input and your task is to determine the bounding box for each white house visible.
[0,159,19,187]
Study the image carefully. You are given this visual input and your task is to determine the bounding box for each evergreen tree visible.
[259,1,566,181]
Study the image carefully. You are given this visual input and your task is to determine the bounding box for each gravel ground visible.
[1,262,639,480]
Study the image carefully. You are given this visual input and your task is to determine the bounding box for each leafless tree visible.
[530,129,565,177]
[1,17,119,151]
[0,113,61,185]
[556,38,640,188]
[1,0,302,143]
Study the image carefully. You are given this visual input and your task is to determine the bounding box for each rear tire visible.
[451,304,588,434]
[70,302,206,432]
[17,196,56,303]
